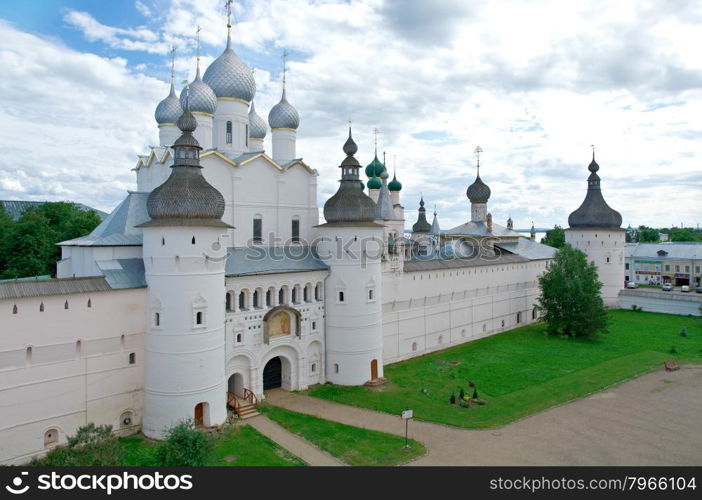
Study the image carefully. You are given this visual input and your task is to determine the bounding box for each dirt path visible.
[264,366,702,465]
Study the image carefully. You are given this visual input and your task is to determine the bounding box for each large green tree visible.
[0,202,101,279]
[636,225,660,242]
[537,244,609,337]
[540,225,566,249]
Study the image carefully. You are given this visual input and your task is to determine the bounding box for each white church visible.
[0,18,624,464]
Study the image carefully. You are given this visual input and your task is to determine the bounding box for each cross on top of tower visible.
[474,146,483,169]
[196,25,202,69]
[169,45,176,84]
[282,48,289,89]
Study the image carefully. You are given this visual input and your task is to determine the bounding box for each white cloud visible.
[3,0,702,230]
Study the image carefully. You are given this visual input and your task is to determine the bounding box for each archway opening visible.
[263,357,283,390]
[194,402,209,428]
[228,373,245,397]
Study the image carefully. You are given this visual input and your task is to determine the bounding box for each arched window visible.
[76,340,82,359]
[315,283,322,301]
[517,312,522,323]
[334,363,339,374]
[192,236,196,245]
[291,217,300,243]
[291,287,298,304]
[64,300,69,310]
[226,121,232,144]
[532,307,538,320]
[266,289,272,307]
[87,298,92,308]
[196,311,203,325]
[303,286,309,303]
[239,291,247,310]
[161,236,165,246]
[26,346,32,365]
[253,216,262,243]
[278,288,286,305]
[412,342,417,351]
[226,292,233,312]
[253,290,260,309]
[44,428,59,447]
[39,302,44,312]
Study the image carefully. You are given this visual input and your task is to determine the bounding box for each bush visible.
[670,345,678,354]
[154,420,214,466]
[680,328,687,337]
[459,388,465,399]
[449,394,456,405]
[631,305,643,312]
[31,423,124,466]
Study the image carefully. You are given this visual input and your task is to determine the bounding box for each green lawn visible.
[308,310,702,429]
[121,425,305,466]
[261,405,425,466]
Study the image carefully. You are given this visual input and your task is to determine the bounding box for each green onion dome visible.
[365,154,386,178]
[367,172,382,190]
[388,172,402,191]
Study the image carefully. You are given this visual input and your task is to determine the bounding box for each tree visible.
[636,225,659,242]
[669,227,702,242]
[0,202,101,279]
[541,225,565,249]
[154,419,214,466]
[537,244,609,337]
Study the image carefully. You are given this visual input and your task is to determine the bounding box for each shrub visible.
[459,388,465,400]
[32,423,123,466]
[631,305,643,312]
[154,419,214,466]
[670,345,678,354]
[680,327,687,337]
[449,394,456,405]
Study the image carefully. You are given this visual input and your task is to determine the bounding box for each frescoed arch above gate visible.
[262,306,301,343]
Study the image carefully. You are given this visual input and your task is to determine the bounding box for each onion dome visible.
[248,101,267,139]
[202,35,256,102]
[179,67,216,115]
[323,128,377,223]
[367,172,382,190]
[388,171,402,191]
[155,82,182,125]
[412,197,432,233]
[466,171,491,203]
[268,89,300,129]
[375,170,394,220]
[143,107,227,224]
[365,153,386,178]
[568,155,622,229]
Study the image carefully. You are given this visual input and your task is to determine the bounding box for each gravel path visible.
[264,366,702,465]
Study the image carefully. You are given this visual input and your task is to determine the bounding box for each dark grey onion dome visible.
[155,82,182,124]
[412,197,432,233]
[248,101,267,139]
[323,128,376,223]
[202,35,256,102]
[179,67,217,115]
[145,108,226,222]
[268,89,300,129]
[568,156,622,229]
[466,171,491,203]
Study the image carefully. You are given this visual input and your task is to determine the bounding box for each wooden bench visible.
[664,360,680,372]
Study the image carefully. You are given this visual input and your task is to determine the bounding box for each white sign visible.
[401,409,413,420]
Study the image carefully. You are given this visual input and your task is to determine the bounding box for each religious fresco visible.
[267,310,292,339]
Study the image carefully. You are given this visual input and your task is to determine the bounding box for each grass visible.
[121,425,305,466]
[261,405,425,466]
[308,310,702,429]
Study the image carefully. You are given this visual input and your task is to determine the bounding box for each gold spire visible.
[196,24,202,72]
[281,48,289,92]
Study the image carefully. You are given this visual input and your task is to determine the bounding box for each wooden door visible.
[194,403,204,427]
[371,359,378,380]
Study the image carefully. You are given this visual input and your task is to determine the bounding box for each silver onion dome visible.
[268,89,300,129]
[180,67,217,115]
[155,83,182,124]
[202,38,256,102]
[248,101,267,139]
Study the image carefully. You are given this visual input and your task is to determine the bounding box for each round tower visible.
[316,128,384,385]
[268,88,299,165]
[565,152,625,307]
[137,105,232,438]
[203,16,256,156]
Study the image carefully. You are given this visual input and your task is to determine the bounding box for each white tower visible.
[566,152,625,307]
[317,128,384,385]
[137,106,232,438]
[203,7,256,156]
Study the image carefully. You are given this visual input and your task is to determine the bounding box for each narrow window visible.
[245,124,249,146]
[161,237,165,246]
[303,286,309,303]
[226,292,233,311]
[253,217,262,243]
[87,298,92,308]
[338,291,344,302]
[236,333,242,343]
[196,311,203,325]
[76,340,82,358]
[312,321,317,331]
[64,300,69,310]
[311,363,316,373]
[438,335,443,344]
[155,312,160,327]
[334,363,339,374]
[517,312,522,323]
[120,334,125,348]
[266,289,272,307]
[501,319,505,328]
[278,288,285,305]
[291,288,297,304]
[192,236,196,245]
[239,291,246,310]
[128,352,136,364]
[292,219,300,243]
[368,289,374,300]
[253,290,260,308]
[39,302,44,312]
[26,346,32,364]
[412,342,417,352]
[226,121,232,144]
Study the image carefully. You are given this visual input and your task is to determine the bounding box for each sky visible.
[0,0,700,231]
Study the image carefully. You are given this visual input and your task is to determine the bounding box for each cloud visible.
[2,0,702,231]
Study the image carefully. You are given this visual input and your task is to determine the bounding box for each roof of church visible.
[59,192,148,247]
[404,251,528,272]
[224,246,329,277]
[202,36,256,102]
[268,89,300,129]
[412,198,432,233]
[96,259,147,289]
[495,237,557,260]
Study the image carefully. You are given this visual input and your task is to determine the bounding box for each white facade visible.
[566,228,626,307]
